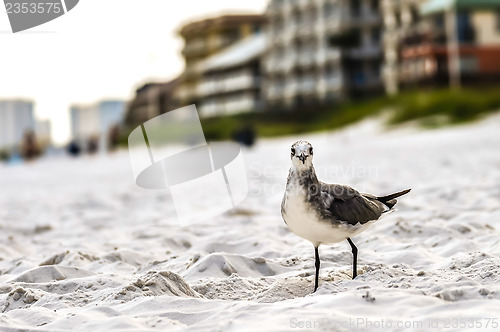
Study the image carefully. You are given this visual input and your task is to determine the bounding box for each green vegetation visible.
[388,88,500,127]
[200,96,390,140]
[200,87,500,140]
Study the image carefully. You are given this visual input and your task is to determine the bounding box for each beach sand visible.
[1,116,499,331]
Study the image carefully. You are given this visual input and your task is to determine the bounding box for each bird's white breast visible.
[282,182,373,246]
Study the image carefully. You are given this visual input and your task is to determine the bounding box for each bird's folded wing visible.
[319,183,385,225]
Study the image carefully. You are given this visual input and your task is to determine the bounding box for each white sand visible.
[1,116,500,331]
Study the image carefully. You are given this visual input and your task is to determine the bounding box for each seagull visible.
[281,140,410,292]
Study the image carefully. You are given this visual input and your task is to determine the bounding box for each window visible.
[328,28,361,48]
[351,0,361,17]
[324,2,336,18]
[371,27,381,45]
[224,30,240,45]
[434,15,444,29]
[460,56,479,73]
[294,39,303,53]
[497,10,500,31]
[410,6,420,24]
[293,10,302,25]
[351,70,366,86]
[274,17,284,34]
[395,10,402,27]
[457,12,475,43]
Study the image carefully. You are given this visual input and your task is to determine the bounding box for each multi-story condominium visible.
[0,99,35,150]
[125,79,179,129]
[176,15,265,107]
[70,104,100,142]
[70,100,125,147]
[382,0,500,93]
[264,0,384,110]
[197,34,266,117]
[98,101,126,133]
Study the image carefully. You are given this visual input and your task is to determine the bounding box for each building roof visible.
[179,14,264,37]
[135,78,179,95]
[198,33,266,72]
[421,0,500,15]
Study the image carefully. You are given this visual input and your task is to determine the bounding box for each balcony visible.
[324,74,342,90]
[182,39,208,57]
[345,45,382,59]
[174,84,197,101]
[324,49,342,62]
[284,79,299,99]
[200,94,260,117]
[348,73,381,89]
[198,73,260,97]
[183,66,201,80]
[265,53,289,73]
[297,0,310,10]
[283,52,299,71]
[267,80,285,100]
[342,12,382,29]
[267,0,285,15]
[210,36,238,50]
[297,51,316,67]
[298,76,316,94]
[296,21,316,38]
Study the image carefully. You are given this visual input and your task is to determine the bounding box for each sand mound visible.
[112,271,200,301]
[183,253,290,280]
[12,266,95,283]
[2,287,45,313]
[40,250,99,267]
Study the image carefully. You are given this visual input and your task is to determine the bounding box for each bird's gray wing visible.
[319,183,386,225]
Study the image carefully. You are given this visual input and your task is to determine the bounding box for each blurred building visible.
[125,79,179,129]
[70,104,100,142]
[264,0,383,110]
[382,0,500,93]
[35,119,52,147]
[98,101,126,133]
[176,14,265,107]
[0,99,35,150]
[381,0,426,94]
[197,34,266,117]
[70,100,125,149]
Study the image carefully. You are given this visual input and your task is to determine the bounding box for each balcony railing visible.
[345,45,382,59]
[197,74,260,97]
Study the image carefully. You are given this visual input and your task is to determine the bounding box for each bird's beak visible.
[297,154,307,164]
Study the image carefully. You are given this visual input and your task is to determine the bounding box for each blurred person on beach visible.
[67,140,82,157]
[0,150,9,162]
[232,124,256,147]
[87,135,99,154]
[107,125,120,152]
[20,130,41,161]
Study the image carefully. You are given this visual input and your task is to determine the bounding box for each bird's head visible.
[290,140,314,169]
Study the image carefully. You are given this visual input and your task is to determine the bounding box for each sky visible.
[0,0,268,145]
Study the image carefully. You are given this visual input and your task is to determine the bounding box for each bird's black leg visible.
[314,246,320,292]
[347,238,358,279]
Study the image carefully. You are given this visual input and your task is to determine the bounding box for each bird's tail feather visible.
[378,189,411,202]
[377,189,411,209]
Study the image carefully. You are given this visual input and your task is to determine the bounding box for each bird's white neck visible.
[288,164,319,187]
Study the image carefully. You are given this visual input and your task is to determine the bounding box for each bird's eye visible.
[309,147,313,155]
[291,148,295,156]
